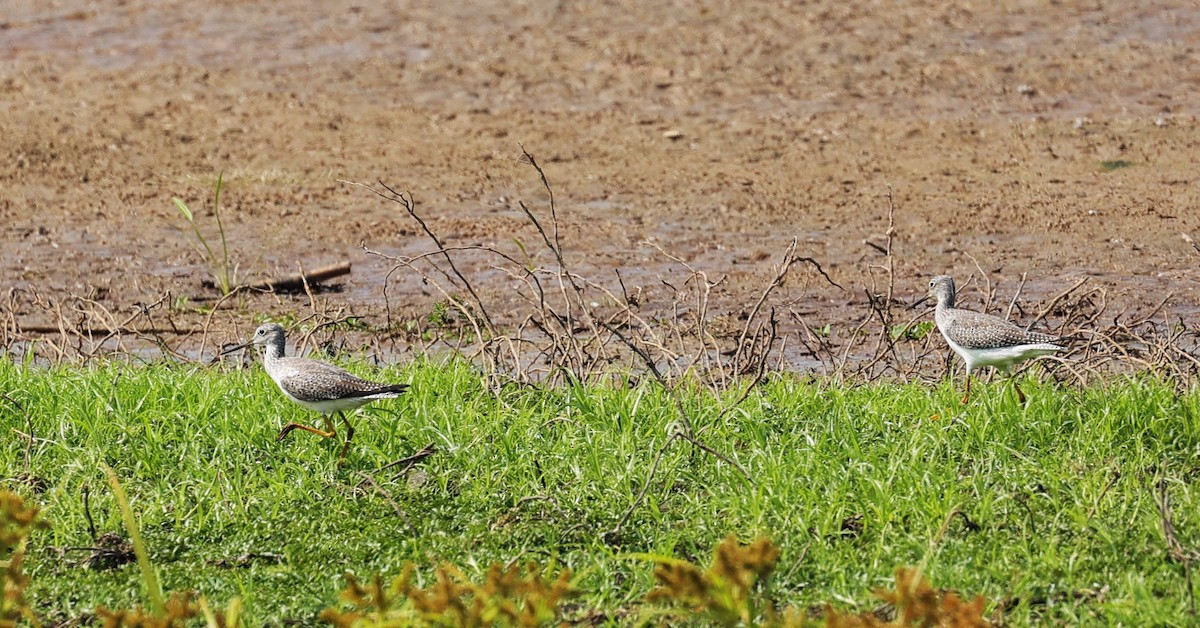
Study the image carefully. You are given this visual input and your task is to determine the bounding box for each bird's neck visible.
[262,339,286,364]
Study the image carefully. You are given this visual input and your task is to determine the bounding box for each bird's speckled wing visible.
[941,308,1062,351]
[275,357,407,403]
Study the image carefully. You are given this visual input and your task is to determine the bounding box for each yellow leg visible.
[1013,379,1027,405]
[960,373,971,405]
[337,412,356,463]
[277,415,337,441]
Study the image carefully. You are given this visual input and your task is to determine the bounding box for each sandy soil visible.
[2,0,1199,351]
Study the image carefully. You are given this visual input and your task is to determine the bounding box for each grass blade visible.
[102,463,165,616]
[172,197,194,221]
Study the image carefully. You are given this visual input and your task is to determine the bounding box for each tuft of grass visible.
[641,534,782,625]
[320,561,574,626]
[1099,159,1134,171]
[890,320,935,341]
[1,359,1199,624]
[95,591,199,627]
[642,535,988,626]
[837,567,988,627]
[173,172,237,295]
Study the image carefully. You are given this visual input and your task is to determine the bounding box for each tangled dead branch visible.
[0,151,1194,397]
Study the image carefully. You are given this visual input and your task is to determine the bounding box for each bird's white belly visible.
[274,384,372,414]
[302,396,373,414]
[943,334,1059,371]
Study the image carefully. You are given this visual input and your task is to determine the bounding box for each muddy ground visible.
[2,0,1199,359]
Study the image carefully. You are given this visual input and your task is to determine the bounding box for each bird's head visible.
[222,323,286,355]
[911,275,957,309]
[927,275,956,308]
[247,323,285,347]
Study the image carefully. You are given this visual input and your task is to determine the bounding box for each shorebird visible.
[921,275,1065,404]
[223,323,408,461]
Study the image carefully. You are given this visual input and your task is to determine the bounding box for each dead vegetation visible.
[0,493,997,627]
[1,148,1195,402]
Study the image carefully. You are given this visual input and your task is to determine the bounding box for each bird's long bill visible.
[220,340,254,356]
[910,294,931,309]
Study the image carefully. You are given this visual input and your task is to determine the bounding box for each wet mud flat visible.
[1,0,1198,371]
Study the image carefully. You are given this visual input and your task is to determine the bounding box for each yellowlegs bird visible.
[923,275,1064,404]
[223,323,408,461]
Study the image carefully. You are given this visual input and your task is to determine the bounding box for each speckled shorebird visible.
[923,275,1065,404]
[223,323,408,461]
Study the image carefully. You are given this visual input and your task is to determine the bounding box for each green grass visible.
[1100,159,1135,172]
[173,171,238,295]
[2,357,1199,625]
